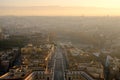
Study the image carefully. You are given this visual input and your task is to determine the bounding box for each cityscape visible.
[0,16,120,80]
[0,0,120,80]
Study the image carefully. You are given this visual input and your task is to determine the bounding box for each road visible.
[53,45,94,80]
[53,46,65,80]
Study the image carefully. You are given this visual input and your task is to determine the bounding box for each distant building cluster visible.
[0,28,9,40]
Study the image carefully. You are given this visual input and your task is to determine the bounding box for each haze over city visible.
[0,0,120,80]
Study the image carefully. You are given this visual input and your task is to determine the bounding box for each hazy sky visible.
[1,0,120,8]
[0,0,120,16]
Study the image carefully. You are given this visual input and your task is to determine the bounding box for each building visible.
[106,56,120,80]
[0,28,9,40]
[65,70,93,80]
[21,43,55,80]
[25,70,53,80]
[0,66,31,80]
[62,44,105,80]
[0,49,19,74]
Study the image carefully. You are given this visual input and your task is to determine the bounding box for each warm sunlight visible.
[1,0,120,8]
[0,0,120,16]
[0,0,120,80]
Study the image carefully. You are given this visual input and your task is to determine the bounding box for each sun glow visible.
[0,0,120,16]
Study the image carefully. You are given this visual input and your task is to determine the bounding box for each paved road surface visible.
[54,47,65,80]
[53,45,94,80]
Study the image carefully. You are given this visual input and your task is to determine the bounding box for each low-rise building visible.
[20,43,55,80]
[63,44,105,80]
[0,66,31,80]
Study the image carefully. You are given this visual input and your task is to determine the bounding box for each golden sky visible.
[0,0,120,16]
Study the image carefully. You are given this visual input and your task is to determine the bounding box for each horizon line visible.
[0,5,120,9]
[0,15,120,17]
